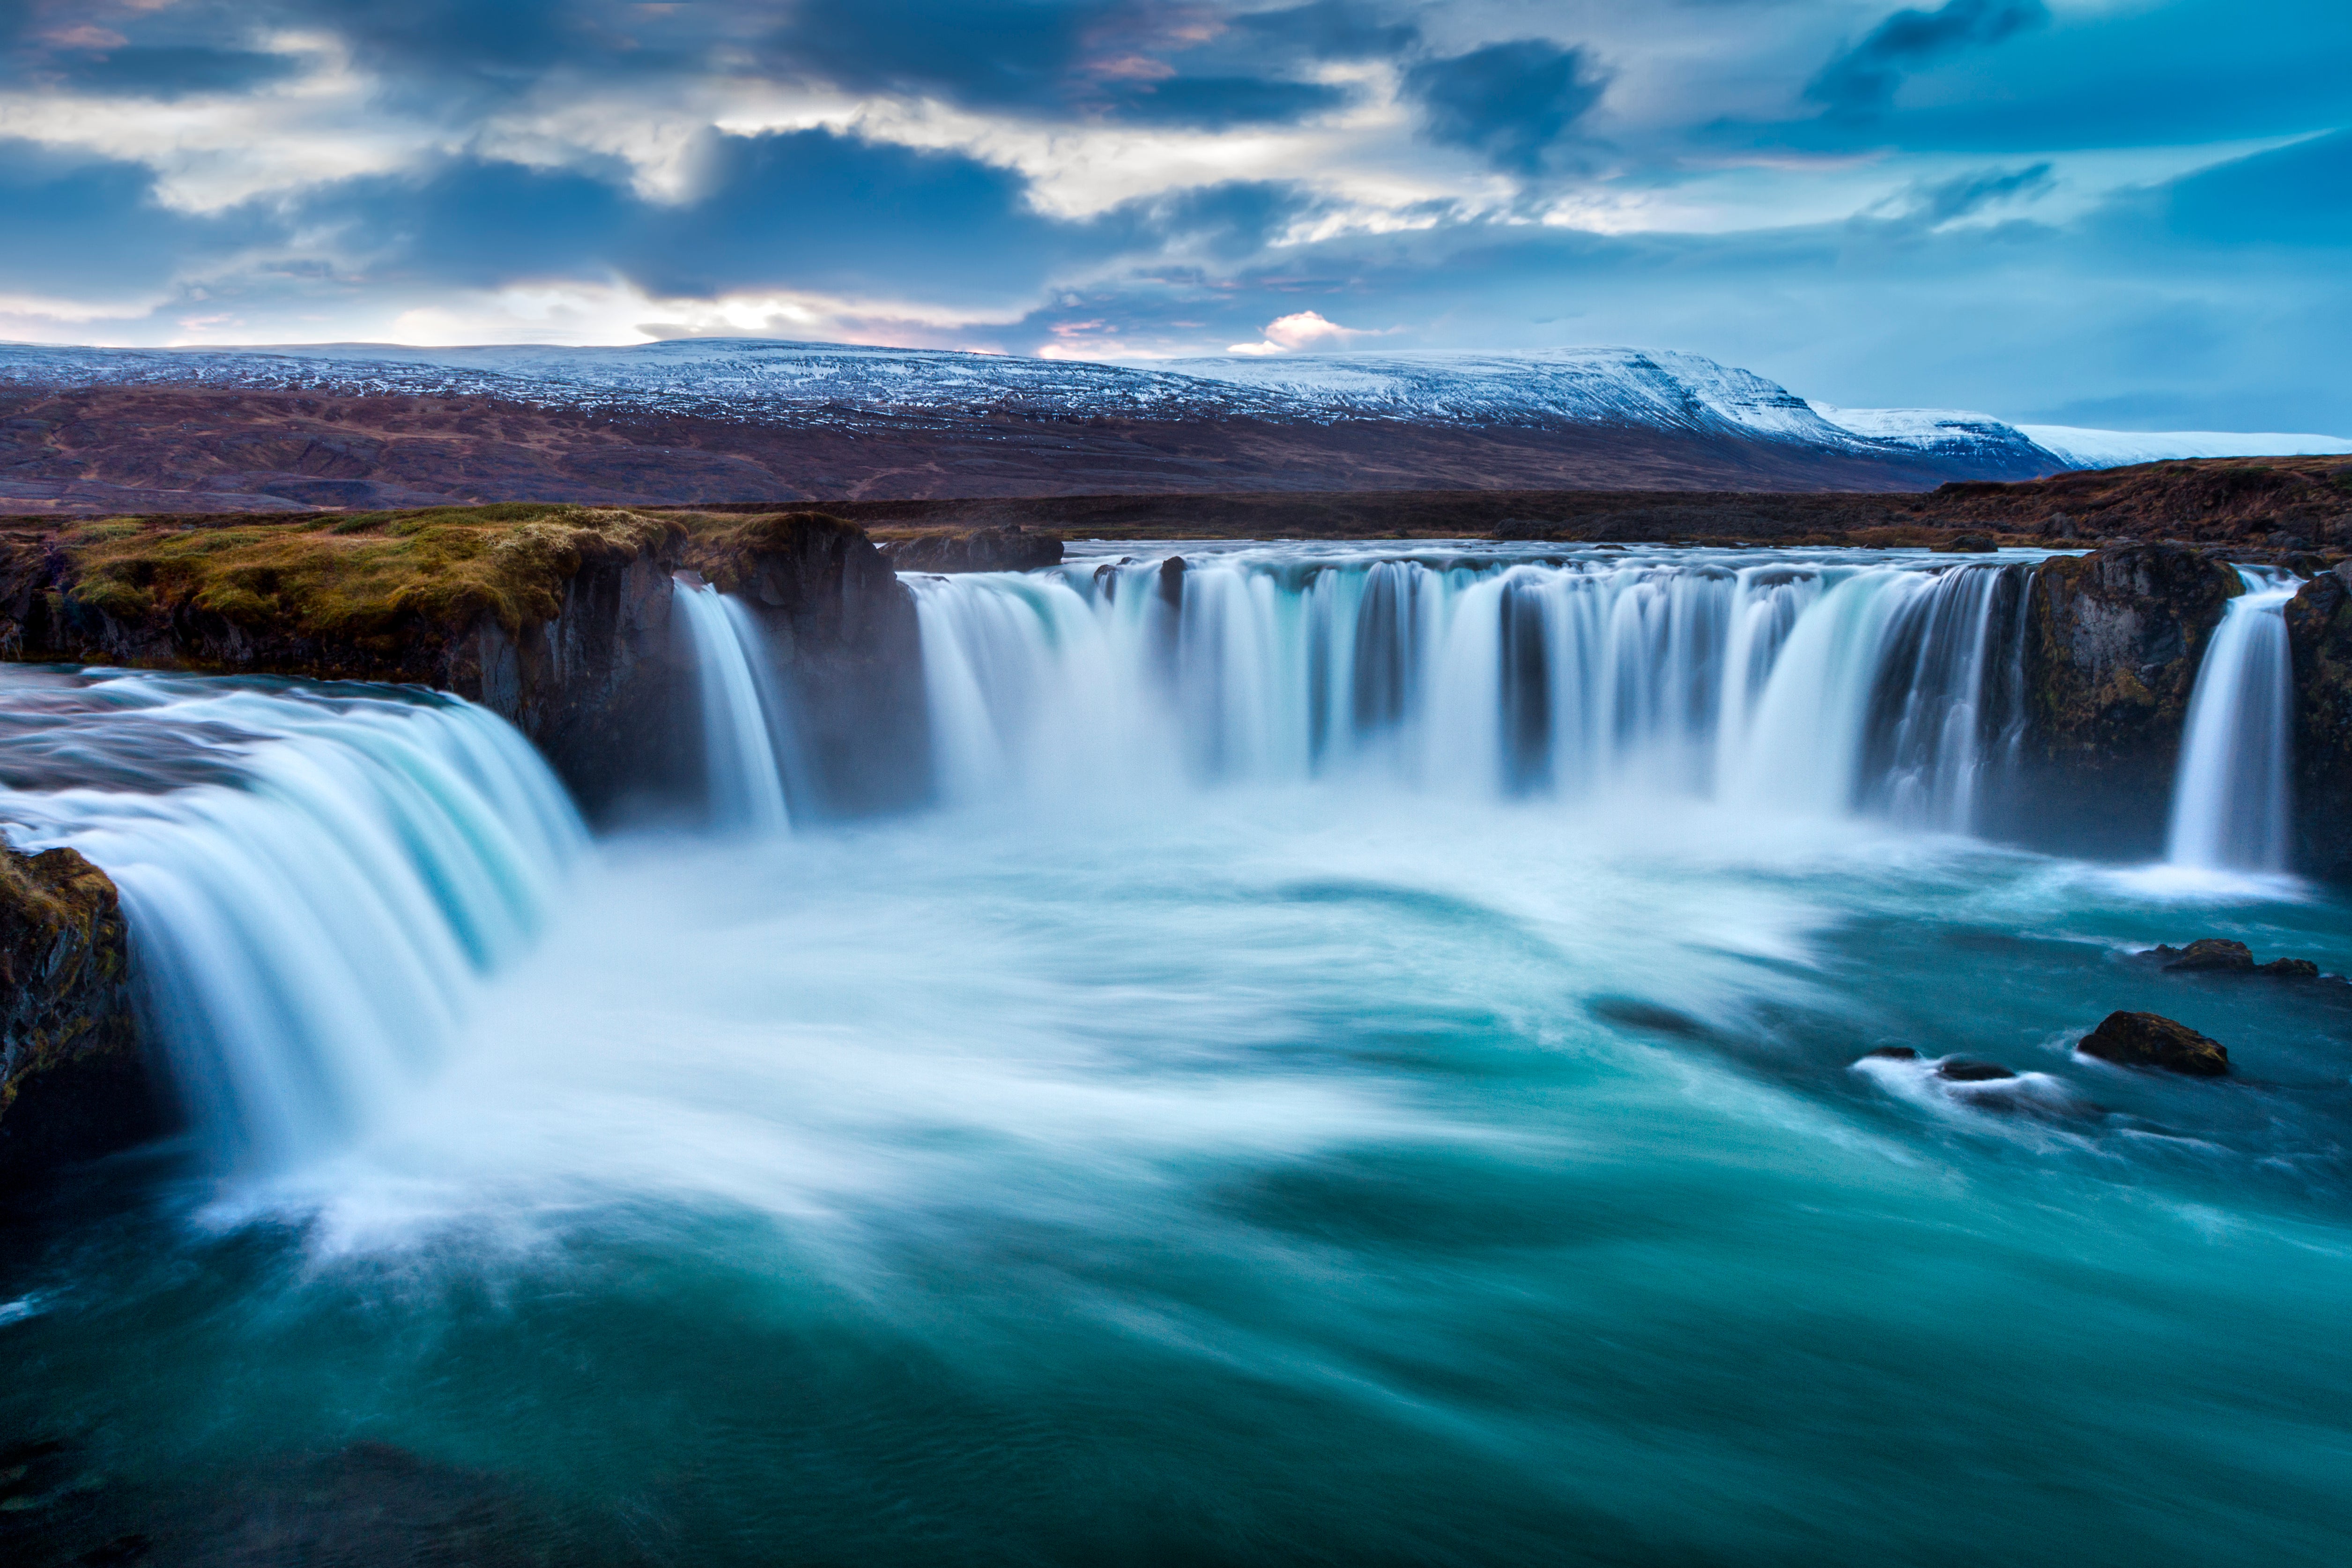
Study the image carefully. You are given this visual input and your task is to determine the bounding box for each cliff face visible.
[2284,564,2352,876]
[2011,545,2240,855]
[0,844,165,1186]
[0,506,927,820]
[687,513,929,813]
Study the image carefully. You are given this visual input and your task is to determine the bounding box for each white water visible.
[911,545,2032,830]
[671,575,793,833]
[0,670,583,1168]
[2167,566,2303,872]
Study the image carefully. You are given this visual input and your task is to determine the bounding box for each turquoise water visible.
[7,786,2350,1564]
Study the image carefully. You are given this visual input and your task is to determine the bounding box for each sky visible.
[0,0,2346,430]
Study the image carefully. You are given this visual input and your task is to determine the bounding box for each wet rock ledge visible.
[0,842,165,1187]
[0,505,927,820]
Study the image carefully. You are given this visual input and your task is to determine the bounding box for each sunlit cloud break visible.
[0,1,2341,427]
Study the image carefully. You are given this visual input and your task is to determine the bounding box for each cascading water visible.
[909,544,2030,830]
[11,544,2352,1568]
[2166,566,2303,872]
[671,574,794,833]
[0,668,584,1168]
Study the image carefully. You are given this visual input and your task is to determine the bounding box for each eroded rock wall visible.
[689,513,929,813]
[0,510,928,821]
[0,845,166,1186]
[2010,545,2239,855]
[2285,564,2352,876]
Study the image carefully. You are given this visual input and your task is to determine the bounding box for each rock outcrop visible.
[2141,938,2330,978]
[2012,545,2240,854]
[878,526,1063,574]
[687,513,928,812]
[2285,561,2352,875]
[0,505,928,820]
[2151,938,2256,972]
[0,844,166,1185]
[2076,1011,2231,1077]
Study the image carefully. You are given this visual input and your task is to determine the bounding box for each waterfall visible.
[907,548,2029,827]
[672,574,793,833]
[0,670,585,1169]
[2166,566,2302,871]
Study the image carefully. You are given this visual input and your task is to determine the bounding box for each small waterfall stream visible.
[2166,566,2302,872]
[0,670,585,1168]
[910,548,2032,828]
[672,574,793,833]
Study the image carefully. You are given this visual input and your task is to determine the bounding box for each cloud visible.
[2159,129,2352,247]
[0,135,270,297]
[0,0,2337,444]
[769,0,1363,128]
[1897,160,2055,224]
[1404,39,1607,176]
[1224,309,1369,355]
[1806,0,2050,117]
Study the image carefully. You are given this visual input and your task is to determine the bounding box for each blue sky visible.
[0,1,2345,429]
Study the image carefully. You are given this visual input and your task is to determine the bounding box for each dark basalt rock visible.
[687,512,929,816]
[2285,562,2352,875]
[1861,1047,1919,1061]
[2076,1010,2231,1077]
[1588,998,1708,1038]
[2158,937,2256,973]
[2140,940,2326,979]
[0,844,168,1187]
[2012,545,2240,856]
[0,507,930,823]
[1158,555,1187,605]
[1931,534,1997,553]
[879,525,1063,574]
[1935,1058,2018,1082]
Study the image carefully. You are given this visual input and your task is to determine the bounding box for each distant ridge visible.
[0,339,2343,514]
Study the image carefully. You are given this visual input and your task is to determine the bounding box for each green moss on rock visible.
[0,842,163,1185]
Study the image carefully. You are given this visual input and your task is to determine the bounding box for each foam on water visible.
[0,668,583,1169]
[5,547,2351,1565]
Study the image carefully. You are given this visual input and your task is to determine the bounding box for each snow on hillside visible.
[2017,425,2352,470]
[0,337,2339,475]
[1154,349,1852,445]
[1807,403,2065,468]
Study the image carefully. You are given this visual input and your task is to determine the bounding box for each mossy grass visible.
[60,504,688,638]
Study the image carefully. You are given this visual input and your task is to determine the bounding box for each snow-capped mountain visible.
[2013,425,2352,470]
[0,338,2342,496]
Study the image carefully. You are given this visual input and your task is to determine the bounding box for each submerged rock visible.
[2155,938,2256,973]
[0,844,167,1187]
[2076,1011,2231,1077]
[2139,939,2327,979]
[1935,1058,2018,1082]
[1861,1047,1919,1061]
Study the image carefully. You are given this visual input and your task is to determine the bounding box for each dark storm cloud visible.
[47,46,298,99]
[0,138,267,295]
[772,0,1392,127]
[306,159,638,290]
[1806,0,2049,115]
[0,1,300,97]
[1903,161,2054,224]
[1404,41,1607,176]
[635,130,1086,300]
[1229,0,1418,61]
[2160,130,2352,247]
[290,127,1320,311]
